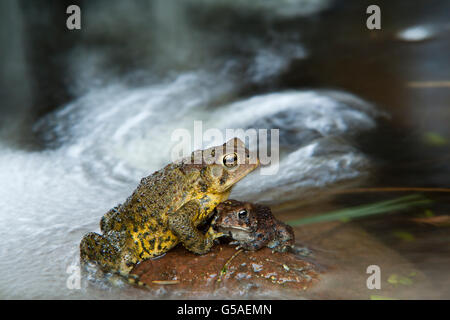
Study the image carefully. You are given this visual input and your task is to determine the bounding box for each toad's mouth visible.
[217,226,253,242]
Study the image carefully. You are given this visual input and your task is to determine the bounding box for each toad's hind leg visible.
[80,232,121,272]
[100,206,121,233]
[80,232,147,288]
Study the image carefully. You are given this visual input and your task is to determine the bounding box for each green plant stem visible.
[287,194,432,227]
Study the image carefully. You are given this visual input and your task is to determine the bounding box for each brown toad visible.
[213,199,295,252]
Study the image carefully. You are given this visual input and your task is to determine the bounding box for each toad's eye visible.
[237,209,248,219]
[223,153,238,168]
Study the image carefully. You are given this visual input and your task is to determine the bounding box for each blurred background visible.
[0,0,449,299]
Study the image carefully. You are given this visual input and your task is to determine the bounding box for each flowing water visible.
[0,0,449,299]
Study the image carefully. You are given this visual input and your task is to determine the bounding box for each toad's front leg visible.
[168,200,224,255]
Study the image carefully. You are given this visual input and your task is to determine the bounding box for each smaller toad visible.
[212,200,295,252]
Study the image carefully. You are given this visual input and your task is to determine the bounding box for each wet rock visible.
[131,244,320,298]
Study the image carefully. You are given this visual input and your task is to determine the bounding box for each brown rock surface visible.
[131,244,320,298]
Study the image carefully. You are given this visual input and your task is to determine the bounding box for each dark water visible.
[281,0,450,298]
[0,0,449,299]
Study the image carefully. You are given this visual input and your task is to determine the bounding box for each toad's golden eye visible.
[223,153,238,168]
